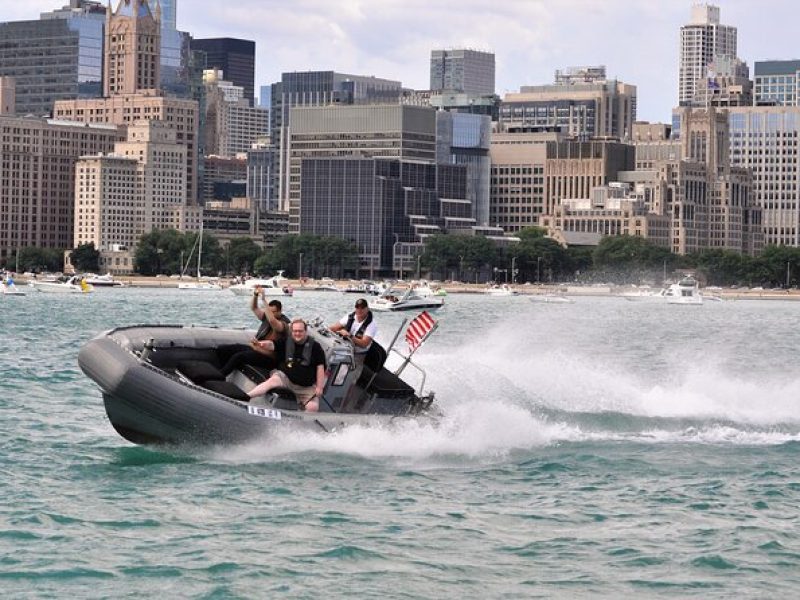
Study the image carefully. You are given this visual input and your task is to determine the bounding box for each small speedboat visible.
[308,277,341,292]
[368,286,444,312]
[530,293,574,304]
[229,271,293,296]
[2,279,25,296]
[84,273,125,287]
[177,279,223,291]
[30,276,93,294]
[78,319,439,446]
[619,286,659,301]
[485,284,518,297]
[411,281,446,298]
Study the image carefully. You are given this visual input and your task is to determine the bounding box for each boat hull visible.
[30,281,91,293]
[177,282,222,290]
[368,298,444,311]
[229,284,292,297]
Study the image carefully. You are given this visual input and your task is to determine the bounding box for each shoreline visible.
[14,274,800,301]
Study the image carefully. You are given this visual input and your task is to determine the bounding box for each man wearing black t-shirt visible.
[247,319,327,411]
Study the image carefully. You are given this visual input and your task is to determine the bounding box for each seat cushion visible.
[202,379,250,402]
[177,360,225,383]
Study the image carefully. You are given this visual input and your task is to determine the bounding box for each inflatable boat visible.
[78,319,438,446]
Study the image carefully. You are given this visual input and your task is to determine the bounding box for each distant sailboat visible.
[178,223,221,290]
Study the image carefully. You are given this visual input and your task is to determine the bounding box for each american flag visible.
[405,311,436,352]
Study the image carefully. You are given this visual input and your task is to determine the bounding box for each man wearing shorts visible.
[247,319,327,412]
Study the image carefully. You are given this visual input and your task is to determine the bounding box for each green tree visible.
[685,249,749,286]
[70,243,100,273]
[592,235,674,284]
[253,235,359,278]
[134,229,187,275]
[741,245,800,287]
[17,247,64,273]
[226,238,263,275]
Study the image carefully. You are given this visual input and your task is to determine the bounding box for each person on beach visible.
[247,319,327,412]
[220,288,289,376]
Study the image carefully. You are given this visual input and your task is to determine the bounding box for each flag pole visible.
[384,317,408,357]
[395,321,439,377]
[359,317,407,394]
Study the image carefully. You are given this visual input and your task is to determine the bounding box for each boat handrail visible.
[389,348,427,396]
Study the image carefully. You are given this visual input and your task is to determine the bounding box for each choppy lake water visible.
[1,288,799,598]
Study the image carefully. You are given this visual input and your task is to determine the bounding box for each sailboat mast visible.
[197,222,203,279]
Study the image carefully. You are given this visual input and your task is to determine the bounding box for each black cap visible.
[354,298,368,308]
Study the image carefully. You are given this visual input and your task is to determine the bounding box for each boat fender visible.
[284,336,314,367]
[345,310,373,338]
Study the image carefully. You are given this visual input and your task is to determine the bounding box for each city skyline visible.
[4,0,797,121]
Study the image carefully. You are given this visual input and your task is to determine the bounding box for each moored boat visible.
[30,275,93,294]
[307,277,341,292]
[368,285,445,312]
[78,318,439,446]
[530,293,574,304]
[485,284,518,297]
[2,278,25,296]
[84,273,125,287]
[177,222,222,291]
[229,271,293,296]
[665,276,703,305]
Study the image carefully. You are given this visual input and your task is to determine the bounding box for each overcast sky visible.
[5,1,798,122]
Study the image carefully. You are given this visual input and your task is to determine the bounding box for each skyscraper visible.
[158,0,177,30]
[202,69,268,157]
[287,103,436,233]
[270,70,404,212]
[0,1,105,116]
[190,38,256,106]
[678,4,737,106]
[753,60,800,106]
[55,0,200,204]
[499,67,637,140]
[430,49,495,95]
[103,0,161,96]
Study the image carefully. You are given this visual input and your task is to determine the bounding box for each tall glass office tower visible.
[158,0,177,30]
[0,4,105,116]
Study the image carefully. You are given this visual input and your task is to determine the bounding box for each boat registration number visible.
[247,406,282,420]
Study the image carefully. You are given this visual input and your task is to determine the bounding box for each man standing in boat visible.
[220,287,289,376]
[329,298,377,381]
[247,319,327,412]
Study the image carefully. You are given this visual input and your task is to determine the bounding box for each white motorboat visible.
[309,277,341,292]
[368,285,445,312]
[228,271,293,296]
[485,284,519,297]
[30,275,93,294]
[619,286,660,301]
[664,276,703,305]
[84,273,125,287]
[178,223,222,291]
[2,278,26,296]
[411,281,447,297]
[178,280,222,291]
[530,293,574,304]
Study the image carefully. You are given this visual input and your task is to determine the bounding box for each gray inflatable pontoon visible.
[78,320,437,446]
